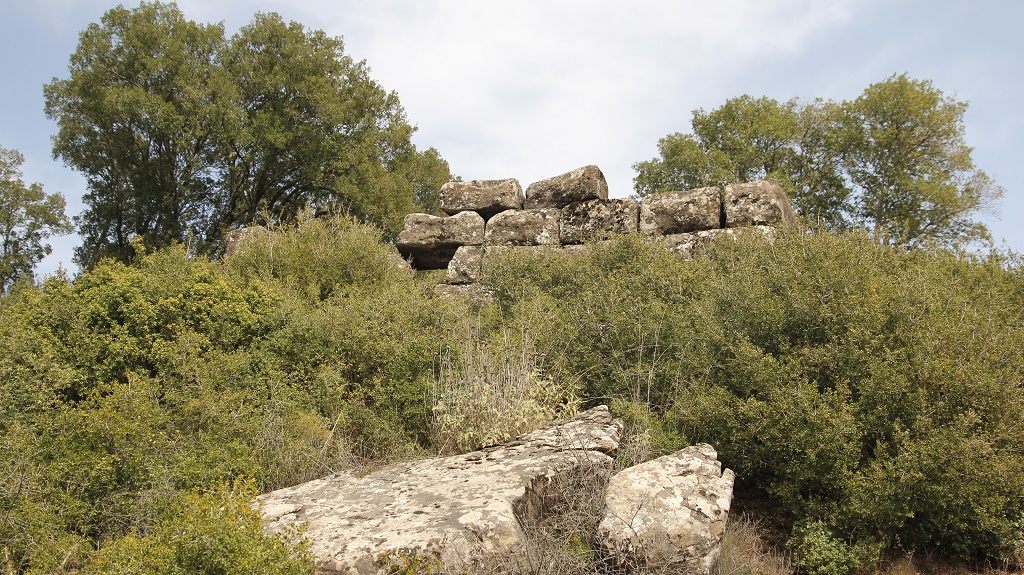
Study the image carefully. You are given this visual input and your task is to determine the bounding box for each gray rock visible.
[639,187,722,235]
[598,444,735,575]
[446,246,485,285]
[524,165,609,209]
[723,180,798,228]
[261,406,623,575]
[222,225,267,257]
[560,199,640,244]
[440,178,524,219]
[396,211,485,269]
[484,208,560,246]
[431,283,495,306]
[662,226,776,259]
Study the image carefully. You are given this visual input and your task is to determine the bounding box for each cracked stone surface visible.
[260,406,623,574]
[598,444,735,575]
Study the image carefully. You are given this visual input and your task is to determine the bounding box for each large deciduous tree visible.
[633,74,1002,247]
[0,146,74,291]
[45,2,451,268]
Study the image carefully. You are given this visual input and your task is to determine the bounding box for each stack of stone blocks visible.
[396,165,797,285]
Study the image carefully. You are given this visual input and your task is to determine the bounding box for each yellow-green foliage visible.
[83,479,314,575]
[481,229,1024,564]
[0,215,457,573]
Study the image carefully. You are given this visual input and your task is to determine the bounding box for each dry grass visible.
[717,515,792,575]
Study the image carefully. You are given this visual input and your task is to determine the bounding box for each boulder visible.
[524,165,609,209]
[396,211,485,269]
[260,407,623,574]
[484,208,560,246]
[598,444,735,575]
[639,187,722,235]
[560,199,640,244]
[723,180,798,228]
[440,178,524,219]
[446,246,485,285]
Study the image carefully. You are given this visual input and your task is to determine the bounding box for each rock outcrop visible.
[393,165,797,286]
[260,406,623,574]
[598,444,735,575]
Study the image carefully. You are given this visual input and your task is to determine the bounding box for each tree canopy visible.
[633,75,1002,247]
[0,146,73,291]
[44,1,451,268]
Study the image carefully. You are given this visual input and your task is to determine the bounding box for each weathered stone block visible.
[723,180,797,228]
[560,199,640,244]
[396,211,485,269]
[599,444,735,575]
[261,406,623,574]
[446,246,485,284]
[639,187,722,235]
[524,165,609,209]
[662,226,776,260]
[484,208,560,245]
[440,178,524,219]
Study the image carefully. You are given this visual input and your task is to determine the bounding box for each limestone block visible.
[723,180,797,228]
[261,406,623,575]
[661,226,776,260]
[484,208,560,246]
[598,444,735,574]
[440,178,524,219]
[432,283,495,305]
[524,165,609,209]
[639,187,721,235]
[560,199,640,244]
[446,246,485,285]
[396,211,485,269]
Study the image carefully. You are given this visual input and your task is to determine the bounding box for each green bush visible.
[481,229,1024,564]
[82,479,314,575]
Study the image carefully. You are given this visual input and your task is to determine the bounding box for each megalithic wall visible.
[395,165,798,285]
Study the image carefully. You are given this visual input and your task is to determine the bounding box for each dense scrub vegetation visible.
[1,215,1022,573]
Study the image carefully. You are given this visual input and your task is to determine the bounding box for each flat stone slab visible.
[524,165,609,209]
[261,406,623,574]
[639,187,721,235]
[440,178,523,219]
[598,444,735,575]
[723,180,798,228]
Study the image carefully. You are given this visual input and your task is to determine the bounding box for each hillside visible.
[1,213,1023,574]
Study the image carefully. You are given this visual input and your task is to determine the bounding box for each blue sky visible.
[2,0,1021,275]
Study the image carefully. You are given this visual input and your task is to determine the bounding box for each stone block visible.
[396,211,485,269]
[440,178,524,219]
[446,246,485,285]
[639,187,721,235]
[723,180,797,227]
[524,165,609,209]
[560,199,640,244]
[599,444,735,574]
[484,208,560,246]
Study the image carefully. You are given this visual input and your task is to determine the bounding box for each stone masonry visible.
[394,165,798,284]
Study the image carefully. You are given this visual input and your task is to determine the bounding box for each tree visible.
[45,2,451,268]
[634,74,1002,247]
[0,146,74,291]
[842,75,1001,246]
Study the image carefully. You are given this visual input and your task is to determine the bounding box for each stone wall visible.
[396,165,797,285]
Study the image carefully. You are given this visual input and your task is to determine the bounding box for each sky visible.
[1,0,1021,276]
